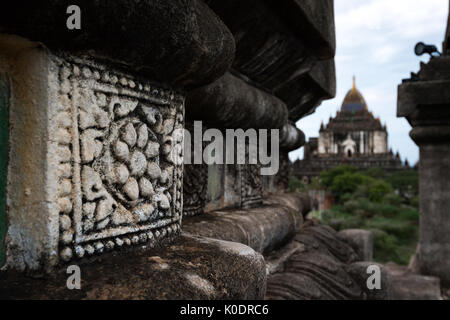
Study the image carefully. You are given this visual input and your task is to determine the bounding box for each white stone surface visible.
[0,35,185,271]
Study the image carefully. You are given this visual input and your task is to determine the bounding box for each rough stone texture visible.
[274,152,294,192]
[0,67,8,267]
[186,72,288,129]
[182,0,336,214]
[182,121,208,217]
[195,142,265,213]
[265,241,305,275]
[205,0,336,118]
[345,262,392,300]
[0,0,341,301]
[398,54,450,287]
[0,234,266,300]
[385,263,442,300]
[0,36,184,271]
[0,0,235,90]
[265,222,393,300]
[280,124,306,151]
[287,59,336,121]
[338,229,373,261]
[184,193,310,254]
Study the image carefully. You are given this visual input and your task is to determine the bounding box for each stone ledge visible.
[183,193,310,254]
[0,234,266,300]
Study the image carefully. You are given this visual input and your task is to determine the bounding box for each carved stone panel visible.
[201,142,263,212]
[55,56,184,262]
[183,122,207,216]
[274,152,291,192]
[240,163,263,208]
[240,143,263,208]
[183,164,208,216]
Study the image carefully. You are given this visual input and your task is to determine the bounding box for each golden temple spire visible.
[341,75,368,112]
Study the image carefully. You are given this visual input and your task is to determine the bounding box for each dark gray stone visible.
[0,234,266,299]
[345,262,393,300]
[287,59,336,121]
[184,193,309,254]
[186,72,288,129]
[280,124,306,151]
[183,122,208,217]
[338,229,373,261]
[0,0,235,90]
[266,222,366,300]
[385,263,442,300]
[205,0,336,121]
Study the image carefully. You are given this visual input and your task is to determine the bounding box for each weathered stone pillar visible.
[0,0,235,272]
[398,52,450,286]
[0,37,185,271]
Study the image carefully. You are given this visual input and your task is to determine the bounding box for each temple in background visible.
[293,77,407,183]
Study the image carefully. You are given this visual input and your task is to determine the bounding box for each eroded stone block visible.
[55,57,184,263]
[2,39,184,271]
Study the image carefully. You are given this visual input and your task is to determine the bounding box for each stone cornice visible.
[398,56,450,145]
[0,0,235,90]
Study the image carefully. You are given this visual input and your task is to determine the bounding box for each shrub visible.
[329,172,372,201]
[319,165,358,188]
[366,167,386,179]
[368,179,392,202]
[383,192,403,206]
[289,176,306,192]
[387,170,419,202]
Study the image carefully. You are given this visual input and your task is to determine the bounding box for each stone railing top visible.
[0,0,235,90]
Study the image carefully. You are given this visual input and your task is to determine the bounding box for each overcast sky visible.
[290,0,449,166]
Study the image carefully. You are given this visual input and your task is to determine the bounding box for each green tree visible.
[368,179,392,202]
[319,165,358,188]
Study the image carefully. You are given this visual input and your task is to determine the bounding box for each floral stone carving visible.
[56,56,184,262]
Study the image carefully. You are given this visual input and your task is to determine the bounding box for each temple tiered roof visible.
[321,77,384,132]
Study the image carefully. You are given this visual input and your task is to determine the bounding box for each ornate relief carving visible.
[275,152,291,191]
[56,56,184,262]
[183,164,208,216]
[240,144,263,208]
[182,122,207,217]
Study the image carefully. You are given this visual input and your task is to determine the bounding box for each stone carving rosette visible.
[55,56,184,262]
